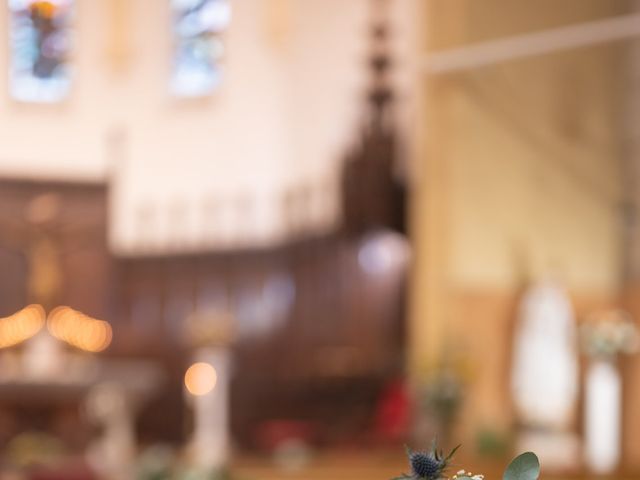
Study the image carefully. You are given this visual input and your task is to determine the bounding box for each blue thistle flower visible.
[409,451,442,479]
[392,441,460,480]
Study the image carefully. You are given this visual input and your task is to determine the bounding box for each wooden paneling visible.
[116,234,406,446]
[621,283,640,470]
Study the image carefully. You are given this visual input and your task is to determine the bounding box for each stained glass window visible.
[171,0,231,97]
[8,0,73,103]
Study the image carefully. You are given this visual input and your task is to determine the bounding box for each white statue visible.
[85,382,136,480]
[511,280,580,470]
[511,280,578,429]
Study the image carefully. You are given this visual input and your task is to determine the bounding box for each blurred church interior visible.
[1,0,640,479]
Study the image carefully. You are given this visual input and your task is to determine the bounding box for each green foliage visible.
[503,452,540,480]
[424,439,461,464]
[474,428,510,458]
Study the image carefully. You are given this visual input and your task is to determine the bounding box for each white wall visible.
[0,0,416,253]
[0,0,113,181]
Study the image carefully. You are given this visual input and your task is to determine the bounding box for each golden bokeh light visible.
[47,306,112,352]
[184,362,218,396]
[0,305,46,348]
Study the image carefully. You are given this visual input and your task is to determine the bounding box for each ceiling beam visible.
[421,13,640,74]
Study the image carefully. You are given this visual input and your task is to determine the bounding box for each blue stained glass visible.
[8,0,73,103]
[171,0,231,97]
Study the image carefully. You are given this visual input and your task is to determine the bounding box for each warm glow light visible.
[47,306,112,352]
[184,362,218,396]
[0,304,46,348]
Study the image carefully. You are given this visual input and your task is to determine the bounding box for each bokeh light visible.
[47,306,113,352]
[0,304,46,348]
[184,361,218,396]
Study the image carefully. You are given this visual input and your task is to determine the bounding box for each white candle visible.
[185,347,231,470]
[585,359,621,474]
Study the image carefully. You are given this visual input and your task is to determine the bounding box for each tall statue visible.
[511,279,579,469]
[26,233,63,310]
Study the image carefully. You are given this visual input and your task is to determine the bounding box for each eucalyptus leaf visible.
[503,452,540,480]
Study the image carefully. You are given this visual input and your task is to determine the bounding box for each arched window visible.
[8,0,73,102]
[171,0,231,97]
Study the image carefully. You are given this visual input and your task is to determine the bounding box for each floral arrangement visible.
[422,368,464,438]
[580,309,639,359]
[392,441,540,480]
[420,347,470,445]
